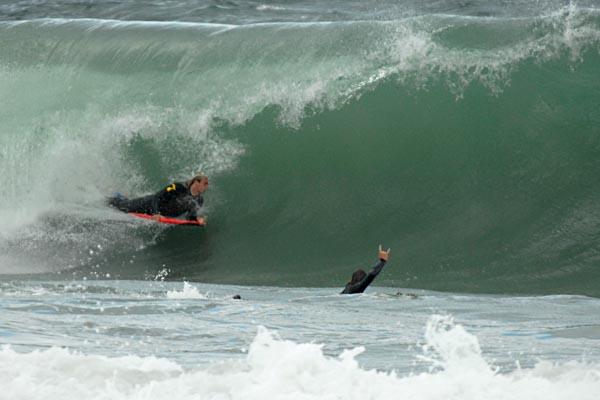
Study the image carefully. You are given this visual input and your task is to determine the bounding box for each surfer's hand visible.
[151,214,161,222]
[197,216,206,225]
[378,245,391,261]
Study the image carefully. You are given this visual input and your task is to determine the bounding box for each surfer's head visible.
[188,174,209,196]
[348,269,367,285]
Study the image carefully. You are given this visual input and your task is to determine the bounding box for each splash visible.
[166,281,208,299]
[1,317,599,399]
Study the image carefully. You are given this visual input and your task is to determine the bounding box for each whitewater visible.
[2,280,600,400]
[1,0,600,398]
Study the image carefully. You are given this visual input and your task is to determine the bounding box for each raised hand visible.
[378,244,391,261]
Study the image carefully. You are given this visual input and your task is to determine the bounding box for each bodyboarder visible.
[108,174,208,224]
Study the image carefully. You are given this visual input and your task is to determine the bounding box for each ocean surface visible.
[1,0,600,398]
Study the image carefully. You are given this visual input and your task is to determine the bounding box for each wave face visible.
[1,2,600,295]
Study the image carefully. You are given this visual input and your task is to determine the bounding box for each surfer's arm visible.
[365,246,390,282]
[186,197,205,223]
[362,260,386,288]
[341,261,385,294]
[189,212,205,224]
[340,246,391,294]
[186,214,206,224]
[356,246,391,290]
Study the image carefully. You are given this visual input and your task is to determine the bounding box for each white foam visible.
[1,316,599,400]
[0,100,246,273]
[256,5,286,12]
[166,281,208,299]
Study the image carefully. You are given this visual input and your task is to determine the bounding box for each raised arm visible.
[361,245,391,287]
[341,245,391,294]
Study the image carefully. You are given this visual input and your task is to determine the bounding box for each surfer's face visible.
[190,178,209,196]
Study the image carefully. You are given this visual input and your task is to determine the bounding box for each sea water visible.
[1,0,600,398]
[1,280,600,399]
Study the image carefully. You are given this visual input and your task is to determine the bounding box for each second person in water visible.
[341,245,391,294]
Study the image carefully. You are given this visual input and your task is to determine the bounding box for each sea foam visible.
[1,316,599,400]
[166,281,208,299]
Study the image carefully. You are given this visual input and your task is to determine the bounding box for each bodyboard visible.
[128,212,205,226]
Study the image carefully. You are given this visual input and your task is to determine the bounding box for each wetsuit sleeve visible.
[362,259,386,288]
[340,260,387,294]
[186,196,204,221]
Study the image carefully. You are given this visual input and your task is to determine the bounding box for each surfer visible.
[108,174,208,223]
[341,245,390,294]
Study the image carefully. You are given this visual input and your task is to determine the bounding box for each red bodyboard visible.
[128,213,205,226]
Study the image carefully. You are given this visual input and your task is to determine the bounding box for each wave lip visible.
[1,0,599,24]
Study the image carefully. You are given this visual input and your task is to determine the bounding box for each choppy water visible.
[2,280,600,399]
[1,1,600,398]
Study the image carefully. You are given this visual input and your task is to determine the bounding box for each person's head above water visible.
[347,245,391,285]
[188,174,209,196]
[348,269,367,285]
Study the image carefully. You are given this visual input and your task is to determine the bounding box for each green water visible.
[1,9,599,295]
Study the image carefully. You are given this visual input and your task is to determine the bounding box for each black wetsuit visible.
[341,260,387,294]
[108,182,203,220]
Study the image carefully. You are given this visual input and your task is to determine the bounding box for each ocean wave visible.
[0,6,599,294]
[1,316,599,399]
